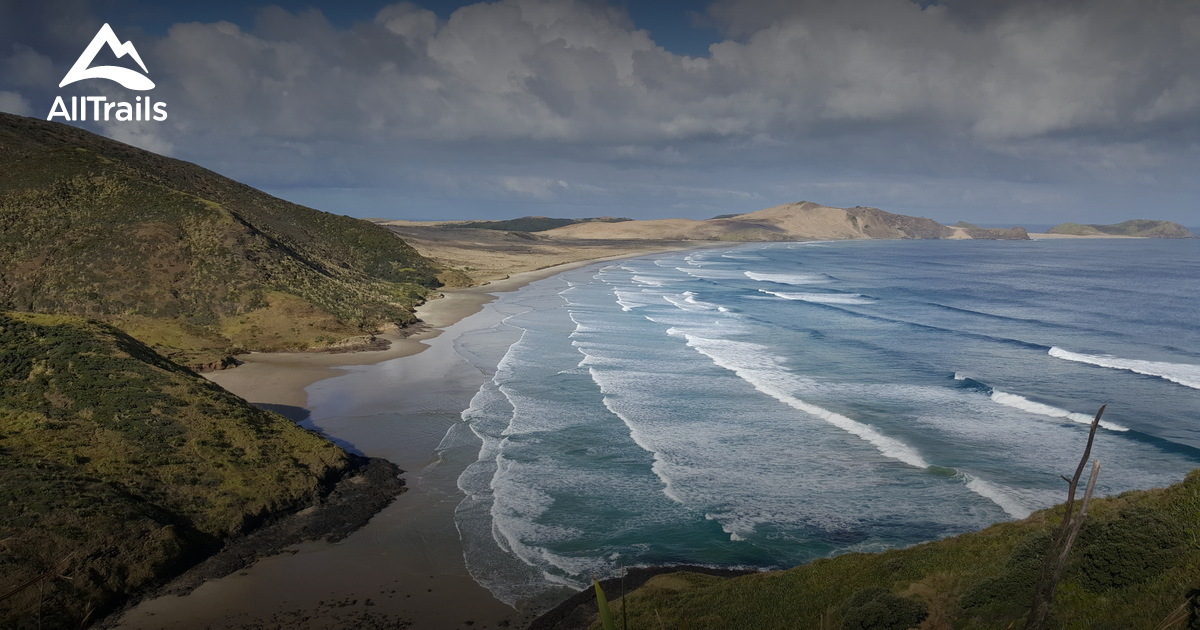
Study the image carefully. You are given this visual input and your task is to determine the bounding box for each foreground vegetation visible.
[0,312,354,628]
[584,470,1199,629]
[0,113,441,367]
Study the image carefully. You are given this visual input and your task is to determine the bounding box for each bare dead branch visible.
[1025,405,1105,630]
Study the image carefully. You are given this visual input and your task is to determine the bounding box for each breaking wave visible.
[1049,347,1200,390]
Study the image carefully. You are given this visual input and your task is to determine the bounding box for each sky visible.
[1,0,1198,225]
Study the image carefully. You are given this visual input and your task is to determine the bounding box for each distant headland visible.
[1042,220,1195,238]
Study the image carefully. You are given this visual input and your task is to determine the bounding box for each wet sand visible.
[111,246,706,630]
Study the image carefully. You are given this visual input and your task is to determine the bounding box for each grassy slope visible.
[596,470,1200,629]
[1047,221,1195,238]
[0,311,352,628]
[0,113,441,366]
[1046,222,1105,236]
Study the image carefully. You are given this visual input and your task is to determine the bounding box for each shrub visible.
[840,586,928,630]
[1071,507,1183,592]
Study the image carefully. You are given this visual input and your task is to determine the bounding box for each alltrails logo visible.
[47,23,168,122]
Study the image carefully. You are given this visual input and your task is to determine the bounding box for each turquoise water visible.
[441,239,1200,607]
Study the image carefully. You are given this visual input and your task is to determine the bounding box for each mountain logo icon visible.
[60,23,155,91]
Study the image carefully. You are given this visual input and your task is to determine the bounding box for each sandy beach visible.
[111,243,710,630]
[204,241,711,418]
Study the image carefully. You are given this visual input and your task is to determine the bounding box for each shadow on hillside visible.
[254,402,310,422]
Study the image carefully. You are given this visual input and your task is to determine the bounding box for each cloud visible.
[0,90,32,116]
[139,0,1200,147]
[496,176,570,199]
[1,0,1198,222]
[100,121,175,155]
[1,44,57,88]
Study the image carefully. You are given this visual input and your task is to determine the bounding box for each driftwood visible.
[1024,404,1106,630]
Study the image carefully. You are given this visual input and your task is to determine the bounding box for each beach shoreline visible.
[112,243,714,629]
[204,244,712,418]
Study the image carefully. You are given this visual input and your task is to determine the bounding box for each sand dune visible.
[544,201,1021,241]
[381,222,714,286]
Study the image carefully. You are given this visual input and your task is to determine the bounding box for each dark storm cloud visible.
[0,0,1197,222]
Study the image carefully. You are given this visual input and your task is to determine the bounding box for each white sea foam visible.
[962,474,1034,519]
[684,291,732,313]
[611,288,668,312]
[456,319,611,599]
[706,512,749,541]
[665,330,1051,519]
[662,294,703,312]
[474,324,646,594]
[956,371,1125,431]
[676,266,748,280]
[642,312,747,336]
[759,289,874,305]
[990,390,1128,431]
[663,291,723,312]
[633,273,681,285]
[668,330,930,469]
[565,310,599,335]
[488,460,600,585]
[568,307,690,505]
[613,289,643,312]
[1049,347,1200,390]
[591,368,686,504]
[744,271,828,285]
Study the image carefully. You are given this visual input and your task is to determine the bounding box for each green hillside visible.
[1047,220,1195,238]
[558,470,1199,629]
[0,113,441,367]
[1045,222,1104,236]
[0,311,358,627]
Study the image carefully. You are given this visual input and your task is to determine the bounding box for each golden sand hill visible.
[544,201,1028,241]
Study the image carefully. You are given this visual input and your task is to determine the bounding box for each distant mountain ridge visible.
[544,201,1030,241]
[0,113,441,366]
[451,215,633,232]
[1047,220,1195,238]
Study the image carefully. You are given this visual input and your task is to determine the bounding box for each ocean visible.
[437,238,1200,608]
